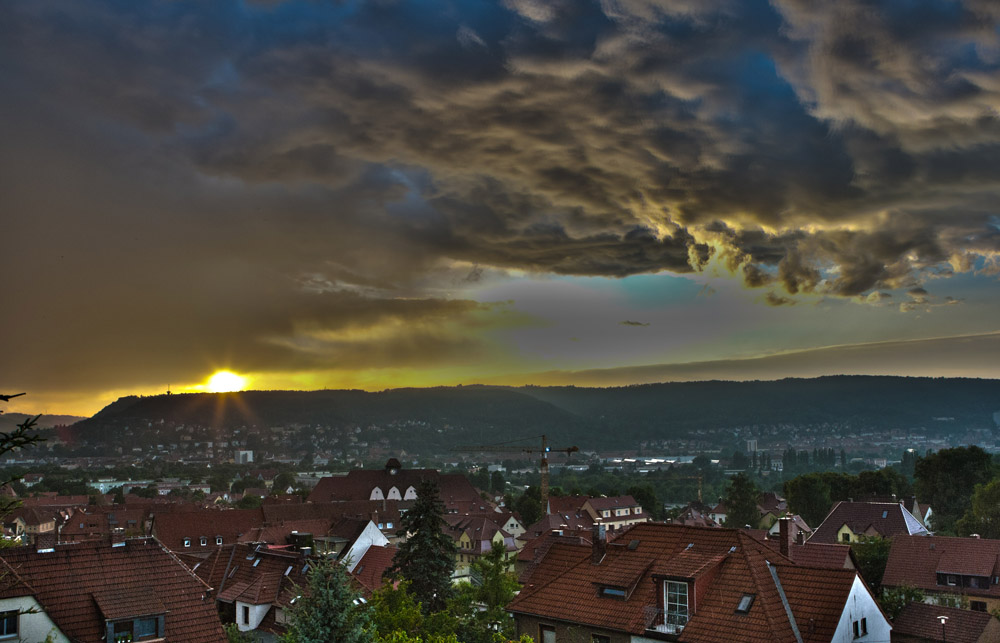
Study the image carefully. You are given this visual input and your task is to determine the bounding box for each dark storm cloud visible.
[4,0,1000,394]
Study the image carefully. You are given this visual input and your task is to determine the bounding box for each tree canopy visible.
[280,556,370,643]
[387,480,456,613]
[723,473,760,529]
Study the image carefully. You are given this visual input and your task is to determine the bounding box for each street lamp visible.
[937,615,948,642]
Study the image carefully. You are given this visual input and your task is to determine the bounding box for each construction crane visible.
[454,434,579,515]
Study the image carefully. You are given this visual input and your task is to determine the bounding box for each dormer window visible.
[199,537,207,546]
[599,586,626,599]
[216,536,223,546]
[183,538,191,548]
[664,581,689,632]
[108,616,163,642]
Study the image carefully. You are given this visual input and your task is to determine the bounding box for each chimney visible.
[778,517,791,558]
[592,524,606,564]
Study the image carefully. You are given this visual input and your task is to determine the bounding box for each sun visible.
[206,370,247,393]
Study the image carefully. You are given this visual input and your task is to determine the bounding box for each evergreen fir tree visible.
[280,556,370,643]
[387,480,456,613]
[723,472,761,530]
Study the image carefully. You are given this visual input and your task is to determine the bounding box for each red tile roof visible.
[0,538,226,642]
[509,523,798,640]
[152,508,264,551]
[771,564,857,642]
[810,501,928,544]
[892,602,998,643]
[351,544,398,595]
[883,535,1000,598]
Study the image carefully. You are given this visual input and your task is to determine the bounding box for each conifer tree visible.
[387,480,456,613]
[280,556,370,643]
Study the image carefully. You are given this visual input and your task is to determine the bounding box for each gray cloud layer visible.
[3,0,999,394]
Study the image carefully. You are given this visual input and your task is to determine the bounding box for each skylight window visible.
[285,565,293,576]
[253,558,261,567]
[736,594,754,613]
[599,587,626,598]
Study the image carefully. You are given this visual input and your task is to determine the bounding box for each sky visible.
[2,0,1000,416]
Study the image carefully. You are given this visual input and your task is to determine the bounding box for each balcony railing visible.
[643,607,688,634]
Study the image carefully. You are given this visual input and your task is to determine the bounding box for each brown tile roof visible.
[883,535,1000,598]
[892,602,998,643]
[810,501,929,544]
[0,538,226,642]
[152,508,264,551]
[307,468,484,512]
[351,544,398,595]
[586,495,640,512]
[216,544,309,609]
[771,564,857,642]
[509,523,798,639]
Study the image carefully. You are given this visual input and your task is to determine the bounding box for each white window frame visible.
[665,581,689,629]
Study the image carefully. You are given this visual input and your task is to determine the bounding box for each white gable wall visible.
[830,575,891,643]
[345,521,391,572]
[0,596,67,642]
[235,601,271,632]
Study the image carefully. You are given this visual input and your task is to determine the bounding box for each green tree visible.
[370,582,424,638]
[489,471,505,494]
[784,474,833,528]
[878,585,924,621]
[956,478,1000,538]
[280,556,370,643]
[626,484,661,521]
[850,536,892,593]
[273,471,296,492]
[915,446,994,532]
[513,488,542,527]
[723,473,760,529]
[224,623,256,643]
[388,480,456,613]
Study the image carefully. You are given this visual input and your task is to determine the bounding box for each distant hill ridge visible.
[70,376,1000,448]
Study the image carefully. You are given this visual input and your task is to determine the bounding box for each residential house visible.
[211,543,310,640]
[891,602,1000,642]
[5,506,64,545]
[446,515,518,582]
[0,538,226,642]
[307,459,487,515]
[883,535,1000,613]
[582,496,647,531]
[507,522,890,642]
[766,514,812,542]
[810,501,930,544]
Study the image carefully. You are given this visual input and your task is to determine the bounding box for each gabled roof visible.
[152,508,264,551]
[883,535,1000,598]
[351,544,398,595]
[0,538,225,642]
[810,501,929,544]
[586,495,640,512]
[216,543,309,608]
[509,523,797,639]
[770,564,857,643]
[892,602,998,643]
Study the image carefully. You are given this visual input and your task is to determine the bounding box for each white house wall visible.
[0,595,68,642]
[829,575,891,643]
[236,601,271,632]
[345,521,390,573]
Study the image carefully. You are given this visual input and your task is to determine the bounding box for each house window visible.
[183,538,191,548]
[842,533,851,543]
[540,625,556,643]
[592,635,610,643]
[113,620,133,642]
[0,610,17,638]
[599,586,626,598]
[200,537,207,546]
[387,522,393,529]
[216,536,223,545]
[972,601,988,612]
[947,575,958,586]
[135,618,158,640]
[736,594,754,613]
[665,581,689,629]
[242,605,250,625]
[852,618,867,638]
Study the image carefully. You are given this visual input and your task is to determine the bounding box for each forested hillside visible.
[67,377,1000,454]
